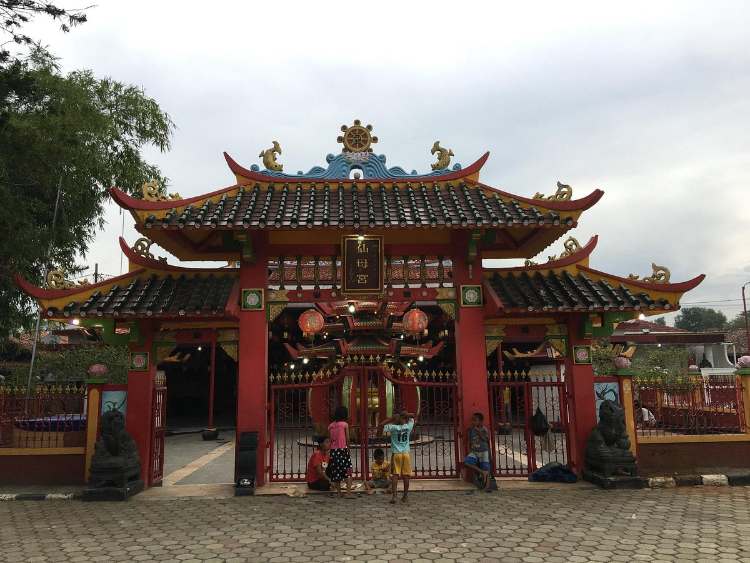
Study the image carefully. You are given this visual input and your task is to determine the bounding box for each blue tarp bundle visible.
[528,462,578,483]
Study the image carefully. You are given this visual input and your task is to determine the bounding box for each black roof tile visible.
[141,182,574,230]
[43,274,237,320]
[487,270,672,312]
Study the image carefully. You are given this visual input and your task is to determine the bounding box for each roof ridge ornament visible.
[430,141,454,171]
[628,263,671,284]
[141,180,181,202]
[547,236,582,262]
[337,120,377,153]
[132,237,167,263]
[534,181,573,202]
[46,269,89,289]
[259,141,283,172]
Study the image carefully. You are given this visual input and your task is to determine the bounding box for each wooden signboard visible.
[342,235,384,294]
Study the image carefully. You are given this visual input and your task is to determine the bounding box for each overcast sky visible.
[31,1,750,322]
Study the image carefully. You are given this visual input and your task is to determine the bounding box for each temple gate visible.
[16,120,705,490]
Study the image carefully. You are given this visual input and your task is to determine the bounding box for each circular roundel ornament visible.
[402,308,429,336]
[337,120,378,153]
[298,308,325,336]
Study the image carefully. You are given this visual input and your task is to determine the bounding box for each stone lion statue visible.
[89,410,141,488]
[584,399,637,477]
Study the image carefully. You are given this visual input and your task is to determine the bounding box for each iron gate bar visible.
[150,383,167,486]
[488,373,570,478]
[268,366,459,482]
[267,370,350,481]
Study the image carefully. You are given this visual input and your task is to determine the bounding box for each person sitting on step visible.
[306,437,332,491]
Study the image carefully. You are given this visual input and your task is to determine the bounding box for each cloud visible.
[27,0,750,318]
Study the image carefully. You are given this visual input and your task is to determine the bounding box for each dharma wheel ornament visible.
[403,308,429,337]
[298,308,325,337]
[337,120,378,153]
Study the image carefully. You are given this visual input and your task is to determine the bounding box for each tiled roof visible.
[135,181,581,230]
[486,270,675,313]
[41,274,237,317]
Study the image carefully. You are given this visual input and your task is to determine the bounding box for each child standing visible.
[463,412,492,490]
[382,411,415,504]
[327,406,354,497]
[364,448,391,494]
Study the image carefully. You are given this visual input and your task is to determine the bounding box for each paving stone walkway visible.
[2,486,750,562]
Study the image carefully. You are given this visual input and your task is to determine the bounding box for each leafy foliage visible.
[1,344,129,385]
[591,338,617,375]
[674,307,727,333]
[728,312,750,331]
[0,49,174,337]
[631,345,690,381]
[0,0,87,63]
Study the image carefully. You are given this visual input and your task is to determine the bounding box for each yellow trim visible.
[638,434,750,444]
[84,387,100,482]
[0,447,85,456]
[620,378,637,457]
[739,372,750,436]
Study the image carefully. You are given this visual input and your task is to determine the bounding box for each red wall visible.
[0,454,84,485]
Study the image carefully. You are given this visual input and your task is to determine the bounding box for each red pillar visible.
[237,233,269,485]
[564,314,596,474]
[126,321,155,485]
[452,233,490,434]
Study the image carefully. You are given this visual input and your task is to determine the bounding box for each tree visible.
[674,307,727,333]
[653,317,666,326]
[1,0,88,63]
[728,312,750,331]
[0,49,174,337]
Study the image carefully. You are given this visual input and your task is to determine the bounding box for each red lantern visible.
[298,308,325,337]
[403,308,429,336]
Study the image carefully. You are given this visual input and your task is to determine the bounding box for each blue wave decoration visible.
[251,152,462,180]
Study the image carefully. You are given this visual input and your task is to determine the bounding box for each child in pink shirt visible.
[327,406,354,497]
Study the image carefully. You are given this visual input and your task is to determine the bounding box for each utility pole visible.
[94,263,99,283]
[742,282,750,355]
[27,178,63,403]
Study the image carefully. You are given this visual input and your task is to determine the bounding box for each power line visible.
[679,299,743,305]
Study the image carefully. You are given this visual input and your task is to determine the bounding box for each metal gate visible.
[488,371,570,477]
[150,375,167,486]
[269,365,459,481]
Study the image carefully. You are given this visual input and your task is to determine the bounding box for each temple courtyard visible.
[2,487,750,562]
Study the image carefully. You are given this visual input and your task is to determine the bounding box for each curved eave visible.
[577,266,706,293]
[476,183,604,212]
[485,235,599,273]
[109,184,240,212]
[224,151,491,185]
[118,237,236,274]
[15,269,147,302]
